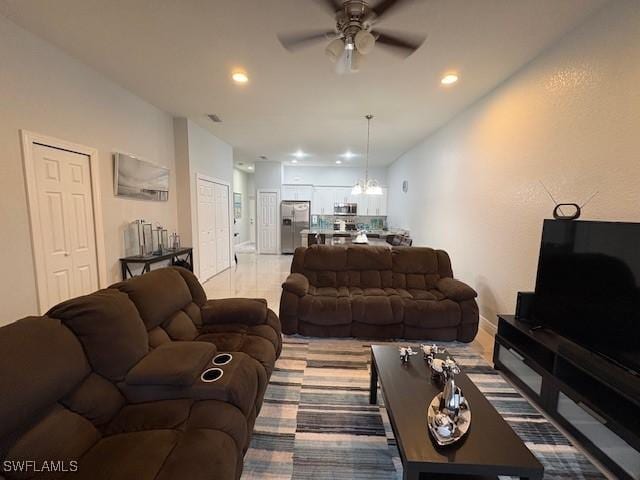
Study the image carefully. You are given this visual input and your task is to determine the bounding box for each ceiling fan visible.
[277,0,426,74]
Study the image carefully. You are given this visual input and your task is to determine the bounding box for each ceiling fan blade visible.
[364,0,419,24]
[277,30,336,52]
[311,0,344,16]
[372,29,426,57]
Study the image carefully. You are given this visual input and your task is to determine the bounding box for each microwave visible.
[334,203,357,215]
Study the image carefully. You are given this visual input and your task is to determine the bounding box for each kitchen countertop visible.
[299,229,406,237]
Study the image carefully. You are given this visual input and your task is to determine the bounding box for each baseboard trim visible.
[479,314,497,336]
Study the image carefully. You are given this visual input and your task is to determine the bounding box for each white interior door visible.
[197,176,231,281]
[197,179,216,281]
[214,183,230,273]
[258,190,278,254]
[33,144,98,309]
[249,197,256,243]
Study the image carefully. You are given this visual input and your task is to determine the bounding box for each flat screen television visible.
[533,219,640,375]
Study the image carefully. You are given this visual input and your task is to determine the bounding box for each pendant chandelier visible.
[352,114,382,196]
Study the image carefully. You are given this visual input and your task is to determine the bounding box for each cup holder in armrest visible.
[212,353,233,366]
[201,367,224,383]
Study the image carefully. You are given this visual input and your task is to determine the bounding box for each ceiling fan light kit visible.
[278,0,426,74]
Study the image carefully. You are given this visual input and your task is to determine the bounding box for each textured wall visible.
[387,0,640,325]
[0,17,177,322]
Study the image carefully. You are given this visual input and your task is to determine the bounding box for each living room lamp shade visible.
[352,114,382,195]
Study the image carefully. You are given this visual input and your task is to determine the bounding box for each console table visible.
[119,247,193,280]
[494,314,640,480]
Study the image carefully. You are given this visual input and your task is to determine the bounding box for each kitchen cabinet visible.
[333,187,353,205]
[361,187,388,216]
[312,186,334,215]
[310,186,388,216]
[282,184,313,202]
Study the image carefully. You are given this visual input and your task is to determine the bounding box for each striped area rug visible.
[241,338,606,480]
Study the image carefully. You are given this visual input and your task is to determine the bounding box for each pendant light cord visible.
[365,114,373,184]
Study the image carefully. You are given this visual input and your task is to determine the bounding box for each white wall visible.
[173,118,234,278]
[233,169,253,244]
[0,16,177,323]
[387,0,640,326]
[283,165,388,186]
[254,161,283,190]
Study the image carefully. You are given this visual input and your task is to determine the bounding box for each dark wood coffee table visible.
[370,345,544,480]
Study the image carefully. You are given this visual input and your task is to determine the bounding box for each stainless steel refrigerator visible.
[281,200,310,254]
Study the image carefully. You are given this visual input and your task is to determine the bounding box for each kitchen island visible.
[299,229,408,247]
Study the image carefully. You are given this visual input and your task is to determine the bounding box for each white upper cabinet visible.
[311,186,334,215]
[361,187,388,216]
[333,187,352,205]
[282,184,313,202]
[303,185,388,216]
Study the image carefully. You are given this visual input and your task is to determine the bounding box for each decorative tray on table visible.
[426,392,472,446]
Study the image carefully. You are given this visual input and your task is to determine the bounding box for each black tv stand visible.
[494,315,640,480]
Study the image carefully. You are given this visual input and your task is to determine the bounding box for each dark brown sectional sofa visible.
[280,245,479,341]
[0,267,281,480]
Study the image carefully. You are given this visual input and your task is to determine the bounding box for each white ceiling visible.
[1,0,607,167]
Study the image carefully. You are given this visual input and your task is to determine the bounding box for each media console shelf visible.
[494,314,640,480]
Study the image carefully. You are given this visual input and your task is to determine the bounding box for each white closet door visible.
[33,144,99,309]
[197,179,216,281]
[258,191,278,254]
[214,183,230,273]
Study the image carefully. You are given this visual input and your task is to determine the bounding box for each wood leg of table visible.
[369,350,378,405]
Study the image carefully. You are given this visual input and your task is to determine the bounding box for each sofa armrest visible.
[282,273,309,297]
[125,342,216,386]
[436,278,478,302]
[201,298,269,326]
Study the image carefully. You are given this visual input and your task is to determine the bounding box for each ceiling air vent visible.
[207,114,222,123]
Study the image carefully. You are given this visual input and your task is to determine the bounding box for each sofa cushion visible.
[105,399,193,435]
[347,246,392,270]
[392,247,439,274]
[298,295,352,326]
[304,245,347,271]
[164,310,199,341]
[74,430,180,480]
[403,299,461,329]
[352,295,403,325]
[172,267,208,307]
[111,268,193,330]
[62,373,125,426]
[48,289,148,381]
[202,298,268,326]
[154,429,238,480]
[408,289,438,301]
[0,317,90,440]
[126,341,216,387]
[4,405,100,479]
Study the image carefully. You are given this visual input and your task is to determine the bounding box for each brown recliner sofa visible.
[280,245,478,342]
[0,267,281,480]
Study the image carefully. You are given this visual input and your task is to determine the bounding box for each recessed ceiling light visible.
[340,151,356,159]
[247,165,253,170]
[232,70,249,84]
[336,160,342,164]
[293,149,307,158]
[291,159,298,164]
[441,73,459,85]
